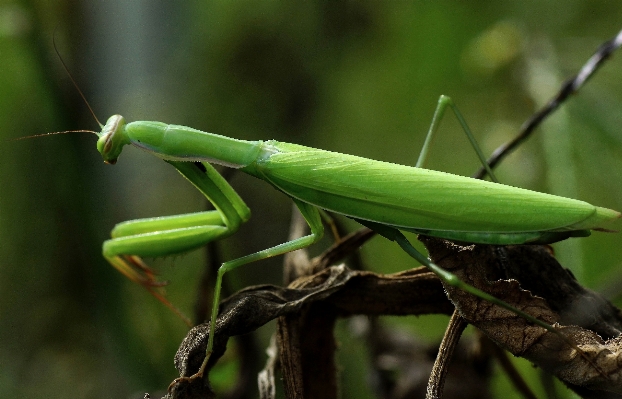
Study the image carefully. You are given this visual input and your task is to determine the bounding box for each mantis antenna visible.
[12,34,103,141]
[12,130,98,140]
[53,30,103,128]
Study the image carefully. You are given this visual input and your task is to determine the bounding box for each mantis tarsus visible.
[91,95,619,385]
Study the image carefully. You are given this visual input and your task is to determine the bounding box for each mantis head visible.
[97,115,131,164]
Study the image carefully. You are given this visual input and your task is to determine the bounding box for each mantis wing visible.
[245,142,619,236]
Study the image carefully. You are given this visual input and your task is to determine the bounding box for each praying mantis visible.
[90,94,620,385]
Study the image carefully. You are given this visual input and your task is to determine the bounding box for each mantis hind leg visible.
[417,95,498,183]
[356,219,569,338]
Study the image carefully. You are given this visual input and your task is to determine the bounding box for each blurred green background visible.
[2,1,622,398]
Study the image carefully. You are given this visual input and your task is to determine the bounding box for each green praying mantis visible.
[90,94,621,385]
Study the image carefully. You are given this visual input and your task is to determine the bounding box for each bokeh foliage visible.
[1,1,622,398]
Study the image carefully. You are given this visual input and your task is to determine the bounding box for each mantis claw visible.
[108,254,192,326]
[124,255,169,287]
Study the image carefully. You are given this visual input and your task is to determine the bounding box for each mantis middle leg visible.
[172,198,324,385]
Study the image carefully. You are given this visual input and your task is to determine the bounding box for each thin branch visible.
[473,29,622,179]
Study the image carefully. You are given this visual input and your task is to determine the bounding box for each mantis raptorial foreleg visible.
[103,161,251,326]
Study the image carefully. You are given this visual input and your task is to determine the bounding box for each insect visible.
[92,95,619,384]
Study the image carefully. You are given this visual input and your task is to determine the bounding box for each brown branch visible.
[419,236,622,397]
[164,265,450,398]
[161,236,622,398]
[426,310,468,399]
